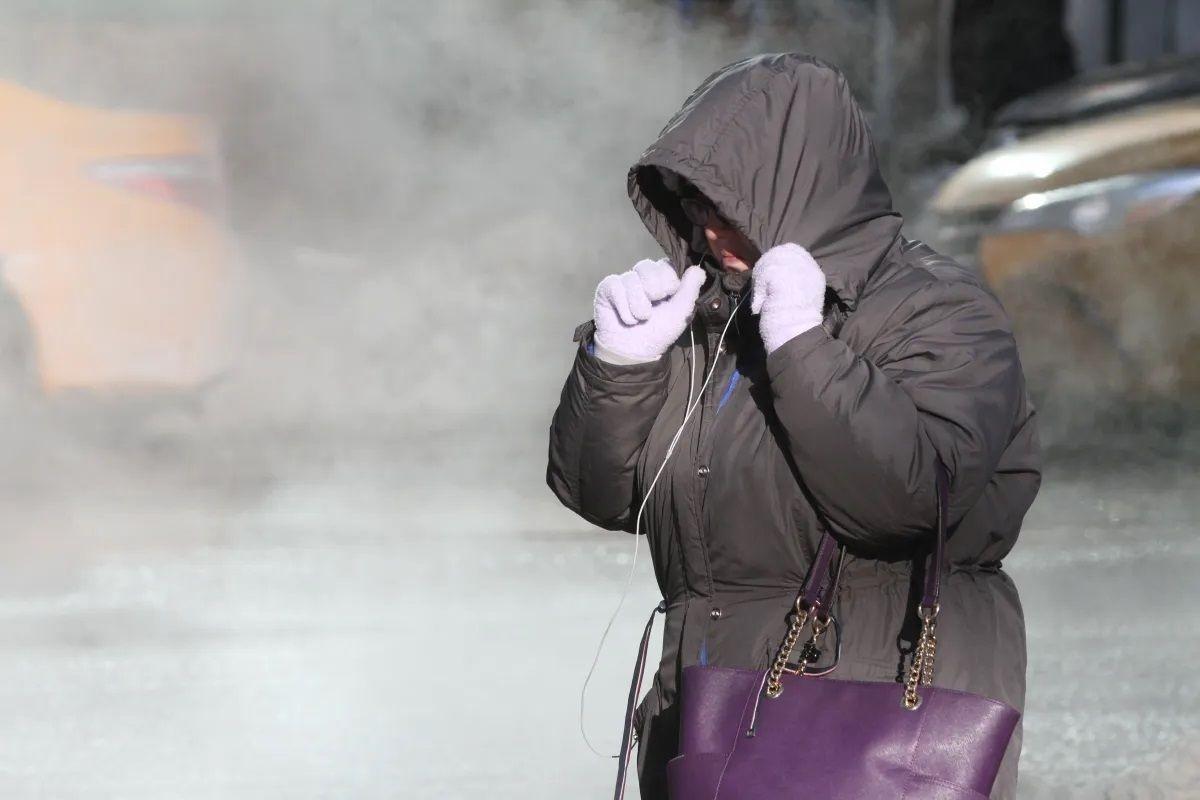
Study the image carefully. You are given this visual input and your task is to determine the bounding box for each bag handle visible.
[613,600,666,800]
[802,456,949,614]
[764,456,951,706]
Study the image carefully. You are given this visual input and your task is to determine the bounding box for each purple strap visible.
[923,457,950,610]
[799,531,841,613]
[614,600,666,800]
[804,457,951,614]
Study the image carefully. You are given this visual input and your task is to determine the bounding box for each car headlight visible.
[996,169,1200,236]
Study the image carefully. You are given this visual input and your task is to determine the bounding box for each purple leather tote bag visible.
[613,459,1019,800]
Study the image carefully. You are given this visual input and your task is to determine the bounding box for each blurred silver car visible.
[923,56,1200,431]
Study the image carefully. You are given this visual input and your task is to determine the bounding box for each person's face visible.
[681,195,760,272]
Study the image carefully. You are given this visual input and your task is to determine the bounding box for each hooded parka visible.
[546,53,1042,800]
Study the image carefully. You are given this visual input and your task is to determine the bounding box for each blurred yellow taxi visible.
[0,78,240,400]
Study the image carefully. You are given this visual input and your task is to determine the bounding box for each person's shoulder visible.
[862,237,1008,322]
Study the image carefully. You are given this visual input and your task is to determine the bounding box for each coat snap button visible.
[697,465,710,476]
[710,608,722,620]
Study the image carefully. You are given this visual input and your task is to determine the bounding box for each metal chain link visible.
[764,601,810,698]
[903,604,939,710]
[764,603,834,699]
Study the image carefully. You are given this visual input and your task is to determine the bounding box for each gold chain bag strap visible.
[764,456,950,709]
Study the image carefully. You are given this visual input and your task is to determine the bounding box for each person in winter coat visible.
[545,53,1042,800]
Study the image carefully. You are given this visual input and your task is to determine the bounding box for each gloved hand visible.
[750,243,828,355]
[592,258,707,364]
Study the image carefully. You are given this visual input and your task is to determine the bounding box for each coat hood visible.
[627,53,903,311]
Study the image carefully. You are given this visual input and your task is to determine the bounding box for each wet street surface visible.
[1,413,1197,798]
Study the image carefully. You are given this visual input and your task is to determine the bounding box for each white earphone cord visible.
[579,292,746,758]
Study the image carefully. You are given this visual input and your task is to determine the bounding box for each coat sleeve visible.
[546,319,672,533]
[764,280,1023,556]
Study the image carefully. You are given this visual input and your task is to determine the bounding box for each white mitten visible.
[750,243,828,354]
[593,259,707,363]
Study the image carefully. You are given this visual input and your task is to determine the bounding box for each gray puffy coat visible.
[546,53,1042,800]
